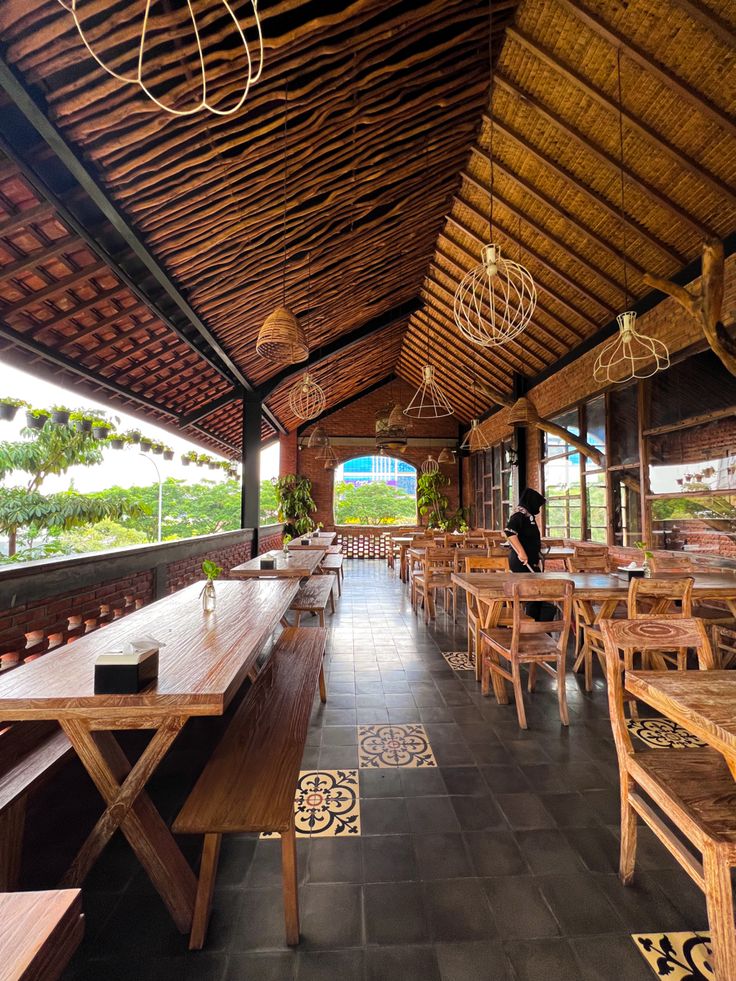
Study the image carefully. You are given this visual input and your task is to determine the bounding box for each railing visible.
[333,526,421,560]
[0,525,283,670]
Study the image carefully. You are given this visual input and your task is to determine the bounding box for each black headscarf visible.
[518,488,546,516]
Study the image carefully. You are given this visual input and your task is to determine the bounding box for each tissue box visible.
[618,566,645,581]
[94,645,159,694]
[300,538,309,545]
[260,555,276,569]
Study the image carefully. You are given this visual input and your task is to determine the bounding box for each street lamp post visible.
[139,453,163,543]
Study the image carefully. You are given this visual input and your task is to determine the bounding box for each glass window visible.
[611,469,642,547]
[333,456,417,525]
[651,494,736,556]
[608,384,639,466]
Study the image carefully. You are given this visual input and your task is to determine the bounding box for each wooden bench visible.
[320,553,344,596]
[289,576,335,627]
[0,888,84,981]
[1,722,73,890]
[173,626,328,949]
[326,544,342,555]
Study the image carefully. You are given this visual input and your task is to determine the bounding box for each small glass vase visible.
[643,558,652,579]
[202,579,216,612]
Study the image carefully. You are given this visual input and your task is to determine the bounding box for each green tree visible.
[334,481,417,525]
[56,519,149,555]
[0,417,142,557]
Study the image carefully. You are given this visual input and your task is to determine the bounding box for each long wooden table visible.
[0,578,299,933]
[230,549,323,579]
[626,670,736,780]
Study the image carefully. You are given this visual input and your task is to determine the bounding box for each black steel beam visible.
[257,299,419,399]
[241,395,262,549]
[0,55,287,436]
[296,373,397,435]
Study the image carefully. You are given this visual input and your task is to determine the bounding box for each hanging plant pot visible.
[26,411,49,430]
[181,455,191,466]
[208,462,218,471]
[128,430,141,444]
[92,425,111,440]
[51,409,71,426]
[163,450,174,461]
[152,443,164,455]
[109,437,125,450]
[140,439,152,452]
[74,418,92,434]
[0,401,20,421]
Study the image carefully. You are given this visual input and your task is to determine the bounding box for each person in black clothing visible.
[504,488,546,573]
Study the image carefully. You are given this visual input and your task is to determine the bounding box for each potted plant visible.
[273,474,317,539]
[635,541,654,577]
[208,460,219,470]
[162,446,174,461]
[108,433,127,450]
[0,397,25,422]
[417,470,452,529]
[50,405,71,425]
[181,450,198,467]
[140,436,153,452]
[151,442,164,455]
[91,418,112,440]
[70,411,93,434]
[282,533,292,555]
[25,407,50,430]
[126,429,142,444]
[200,559,223,613]
[197,453,210,468]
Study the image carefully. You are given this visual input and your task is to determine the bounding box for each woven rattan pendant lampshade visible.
[404,366,453,419]
[454,245,536,348]
[460,418,490,453]
[256,307,308,363]
[593,311,670,383]
[323,445,338,470]
[288,372,326,420]
[438,447,456,465]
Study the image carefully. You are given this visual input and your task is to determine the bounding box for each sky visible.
[0,363,279,493]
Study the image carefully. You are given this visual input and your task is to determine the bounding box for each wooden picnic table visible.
[0,578,299,934]
[626,670,736,781]
[230,549,323,579]
[287,539,330,552]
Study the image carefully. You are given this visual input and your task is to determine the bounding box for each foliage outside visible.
[417,471,468,532]
[333,480,417,526]
[272,474,316,537]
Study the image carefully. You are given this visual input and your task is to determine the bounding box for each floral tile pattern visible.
[633,932,714,979]
[261,769,360,838]
[627,717,707,750]
[442,650,476,672]
[358,723,437,768]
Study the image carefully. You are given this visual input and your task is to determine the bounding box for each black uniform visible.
[504,488,546,572]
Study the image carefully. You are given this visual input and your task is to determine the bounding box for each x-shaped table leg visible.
[60,716,196,933]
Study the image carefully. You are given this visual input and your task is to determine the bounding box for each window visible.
[472,440,514,529]
[333,456,417,525]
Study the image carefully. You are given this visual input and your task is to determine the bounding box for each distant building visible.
[337,455,417,495]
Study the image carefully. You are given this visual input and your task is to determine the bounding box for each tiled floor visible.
[37,559,711,980]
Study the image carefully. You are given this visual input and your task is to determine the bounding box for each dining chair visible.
[649,555,736,638]
[599,617,736,981]
[715,626,736,669]
[463,554,510,681]
[567,553,612,690]
[480,578,573,730]
[413,548,458,622]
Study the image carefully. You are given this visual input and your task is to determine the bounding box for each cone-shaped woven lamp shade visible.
[288,372,326,420]
[421,454,440,475]
[323,446,338,470]
[256,306,309,363]
[593,311,670,384]
[438,447,456,465]
[454,244,536,348]
[388,403,406,428]
[307,424,329,449]
[460,419,490,453]
[404,366,453,419]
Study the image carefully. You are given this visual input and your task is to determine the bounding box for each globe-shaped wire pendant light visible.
[57,0,264,117]
[288,372,326,420]
[593,311,670,384]
[460,419,490,453]
[454,244,536,348]
[421,454,440,475]
[404,366,453,419]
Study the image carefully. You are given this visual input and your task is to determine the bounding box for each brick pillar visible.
[280,431,298,475]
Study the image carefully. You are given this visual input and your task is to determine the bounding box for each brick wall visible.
[279,432,298,475]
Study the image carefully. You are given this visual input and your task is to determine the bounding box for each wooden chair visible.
[716,626,736,669]
[650,555,736,637]
[480,578,573,730]
[599,617,736,981]
[413,548,458,622]
[567,552,612,690]
[463,554,509,681]
[627,576,694,671]
[572,544,610,564]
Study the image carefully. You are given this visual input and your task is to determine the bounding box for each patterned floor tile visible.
[358,724,437,768]
[262,769,360,838]
[633,932,714,979]
[442,650,476,672]
[627,718,707,749]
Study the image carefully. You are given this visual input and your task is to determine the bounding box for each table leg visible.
[479,598,510,704]
[60,717,196,933]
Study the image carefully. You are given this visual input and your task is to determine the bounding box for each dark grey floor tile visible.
[406,795,461,834]
[569,935,655,981]
[231,887,291,951]
[424,878,496,942]
[296,948,365,981]
[439,766,487,796]
[464,831,528,877]
[413,833,473,880]
[596,871,691,933]
[435,941,512,981]
[480,764,530,794]
[365,945,440,981]
[539,874,626,936]
[245,840,308,889]
[300,883,363,949]
[318,746,359,768]
[400,768,447,797]
[364,881,429,944]
[504,939,584,981]
[362,834,418,882]
[226,951,297,980]
[358,768,403,798]
[360,797,410,835]
[645,868,708,928]
[449,794,505,832]
[515,829,584,875]
[483,877,561,939]
[540,792,602,828]
[308,838,363,883]
[563,826,621,873]
[495,792,557,830]
[320,725,358,746]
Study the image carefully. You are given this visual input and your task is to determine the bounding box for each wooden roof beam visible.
[506,27,736,208]
[1,260,108,316]
[494,74,713,238]
[0,236,81,283]
[0,202,54,237]
[179,391,240,429]
[55,304,151,348]
[12,286,129,331]
[669,0,736,47]
[556,0,736,139]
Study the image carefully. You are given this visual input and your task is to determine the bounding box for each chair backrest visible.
[542,538,565,548]
[502,578,574,649]
[464,536,487,549]
[600,617,717,764]
[487,546,510,559]
[715,626,736,669]
[573,544,609,559]
[432,534,448,547]
[464,554,508,573]
[649,554,695,574]
[425,547,458,572]
[565,554,609,573]
[627,576,694,618]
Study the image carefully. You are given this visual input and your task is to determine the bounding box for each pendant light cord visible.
[616,48,629,309]
[282,78,289,305]
[488,0,495,240]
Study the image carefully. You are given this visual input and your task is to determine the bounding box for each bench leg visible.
[0,795,26,890]
[189,833,222,951]
[295,611,302,627]
[329,590,336,615]
[318,663,327,703]
[281,818,300,945]
[318,609,325,629]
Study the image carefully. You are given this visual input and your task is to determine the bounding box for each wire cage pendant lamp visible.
[323,445,338,470]
[593,51,669,384]
[460,379,490,453]
[404,365,453,419]
[288,253,327,420]
[57,0,264,117]
[453,2,536,349]
[421,454,440,475]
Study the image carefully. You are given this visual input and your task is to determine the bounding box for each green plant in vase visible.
[282,533,292,554]
[634,541,654,577]
[201,559,223,612]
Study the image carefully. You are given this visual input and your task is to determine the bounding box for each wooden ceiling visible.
[0,0,733,453]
